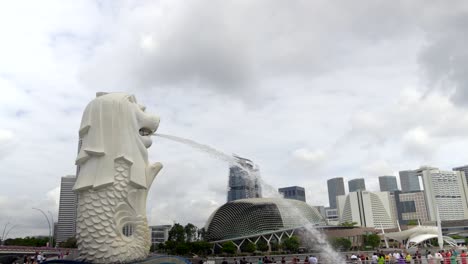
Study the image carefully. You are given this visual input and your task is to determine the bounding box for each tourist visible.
[234,258,239,264]
[434,251,442,264]
[357,256,362,264]
[405,252,411,263]
[461,250,467,264]
[308,255,317,264]
[397,252,405,264]
[385,253,391,264]
[378,254,385,264]
[450,250,457,264]
[303,256,308,264]
[222,258,228,264]
[372,252,379,264]
[443,250,451,264]
[291,256,297,264]
[281,257,286,264]
[258,257,263,264]
[427,251,434,264]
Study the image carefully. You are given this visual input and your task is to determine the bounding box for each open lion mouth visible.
[139,127,154,136]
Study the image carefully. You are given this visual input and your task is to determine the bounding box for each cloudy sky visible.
[1,0,468,238]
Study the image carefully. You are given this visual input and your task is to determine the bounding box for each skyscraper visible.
[399,170,421,192]
[379,176,398,192]
[227,155,262,202]
[337,190,395,229]
[327,177,345,209]
[419,167,468,221]
[453,165,468,185]
[348,178,366,192]
[57,175,78,243]
[278,186,306,202]
[392,190,429,225]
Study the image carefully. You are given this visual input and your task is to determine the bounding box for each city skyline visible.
[2,1,468,238]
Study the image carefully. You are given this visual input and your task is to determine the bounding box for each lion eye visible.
[127,95,137,103]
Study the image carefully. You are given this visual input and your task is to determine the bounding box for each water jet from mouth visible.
[153,133,345,263]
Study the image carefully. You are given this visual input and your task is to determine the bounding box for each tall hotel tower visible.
[327,177,345,209]
[56,175,78,243]
[227,155,262,202]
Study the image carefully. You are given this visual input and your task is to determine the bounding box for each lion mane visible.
[73,92,157,191]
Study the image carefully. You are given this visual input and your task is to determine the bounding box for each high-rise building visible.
[379,176,398,192]
[150,225,171,248]
[57,175,78,243]
[327,177,345,209]
[453,165,468,185]
[419,167,468,221]
[337,190,395,228]
[227,155,262,202]
[399,170,421,192]
[278,186,306,202]
[392,190,429,225]
[348,178,366,192]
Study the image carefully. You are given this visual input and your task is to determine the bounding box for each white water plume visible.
[154,133,345,263]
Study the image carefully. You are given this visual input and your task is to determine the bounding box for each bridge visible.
[0,245,76,255]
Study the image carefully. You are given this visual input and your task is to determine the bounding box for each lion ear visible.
[96,92,109,97]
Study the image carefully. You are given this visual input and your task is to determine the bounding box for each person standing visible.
[427,251,434,264]
[280,257,286,264]
[308,255,317,264]
[461,250,467,264]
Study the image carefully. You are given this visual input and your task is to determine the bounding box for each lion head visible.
[73,92,160,191]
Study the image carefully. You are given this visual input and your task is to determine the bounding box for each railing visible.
[0,246,76,254]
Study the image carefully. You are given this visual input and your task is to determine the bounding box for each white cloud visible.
[292,148,326,167]
[402,127,435,158]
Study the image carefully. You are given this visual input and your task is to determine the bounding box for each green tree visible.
[5,236,49,247]
[191,241,212,255]
[158,242,166,252]
[282,236,300,253]
[168,223,186,242]
[61,237,77,248]
[257,239,269,252]
[175,243,190,255]
[241,241,256,253]
[222,241,237,254]
[184,223,198,242]
[330,237,352,251]
[340,222,358,227]
[407,220,418,226]
[364,234,381,249]
[270,241,279,251]
[197,227,206,241]
[165,240,178,254]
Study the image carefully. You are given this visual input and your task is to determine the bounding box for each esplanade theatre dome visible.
[205,198,325,241]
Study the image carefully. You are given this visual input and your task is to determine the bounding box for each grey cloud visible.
[80,0,422,99]
[418,4,468,105]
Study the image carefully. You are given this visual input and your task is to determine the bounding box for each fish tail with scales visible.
[76,159,151,263]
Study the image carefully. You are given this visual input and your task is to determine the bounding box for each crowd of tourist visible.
[346,249,468,264]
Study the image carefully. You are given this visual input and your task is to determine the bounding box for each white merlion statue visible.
[73,92,162,263]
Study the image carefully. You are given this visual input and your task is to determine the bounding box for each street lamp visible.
[3,224,17,244]
[32,208,52,247]
[48,211,55,247]
[1,221,12,246]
